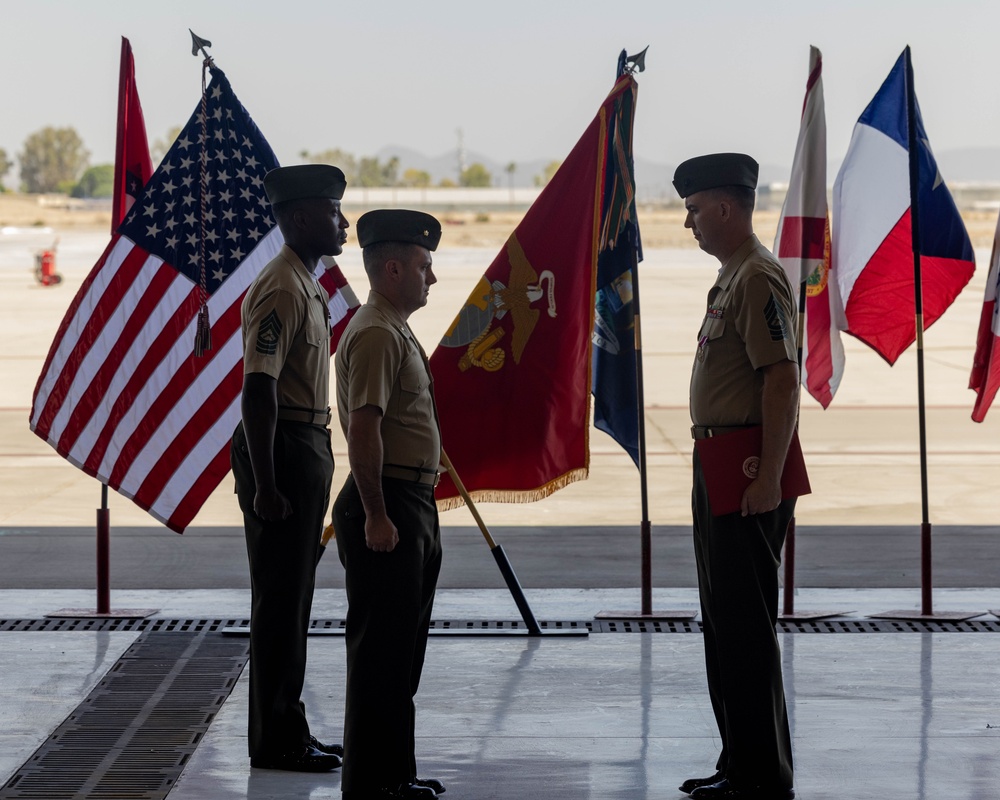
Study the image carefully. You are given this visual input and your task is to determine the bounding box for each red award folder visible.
[694,426,810,517]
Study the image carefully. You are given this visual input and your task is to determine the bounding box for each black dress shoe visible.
[691,778,795,800]
[309,735,344,758]
[414,776,446,794]
[342,784,438,800]
[367,785,437,800]
[680,770,726,794]
[250,742,342,772]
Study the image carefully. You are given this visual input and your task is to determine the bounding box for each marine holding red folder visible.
[672,153,802,800]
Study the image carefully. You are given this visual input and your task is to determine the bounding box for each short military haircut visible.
[270,196,312,234]
[716,184,756,214]
[362,240,417,280]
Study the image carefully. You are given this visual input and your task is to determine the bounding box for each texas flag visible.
[831,47,974,365]
[969,216,1000,421]
[774,46,843,408]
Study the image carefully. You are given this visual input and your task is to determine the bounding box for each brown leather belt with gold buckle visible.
[690,424,754,440]
[382,464,441,487]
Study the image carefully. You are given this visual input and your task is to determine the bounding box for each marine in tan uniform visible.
[230,164,349,772]
[673,154,800,800]
[333,209,446,800]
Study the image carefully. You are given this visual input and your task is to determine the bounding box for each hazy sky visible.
[3,0,999,176]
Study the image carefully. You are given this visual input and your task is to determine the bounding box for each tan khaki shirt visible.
[335,290,441,470]
[241,244,331,412]
[690,235,798,426]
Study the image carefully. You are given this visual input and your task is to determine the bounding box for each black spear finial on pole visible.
[624,46,649,75]
[189,29,213,60]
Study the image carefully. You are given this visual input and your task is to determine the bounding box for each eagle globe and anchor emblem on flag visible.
[439,233,557,371]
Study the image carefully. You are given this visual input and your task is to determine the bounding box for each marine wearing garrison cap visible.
[263,164,347,205]
[333,205,446,799]
[675,148,799,799]
[672,152,759,197]
[356,209,442,251]
[232,161,350,774]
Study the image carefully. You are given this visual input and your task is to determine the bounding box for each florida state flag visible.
[774,46,844,409]
[430,73,636,509]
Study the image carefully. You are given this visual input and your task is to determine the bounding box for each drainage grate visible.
[591,618,1000,634]
[0,630,248,800]
[427,619,591,633]
[595,618,703,634]
[0,618,247,633]
[1,616,998,634]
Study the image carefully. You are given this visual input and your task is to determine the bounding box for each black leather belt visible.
[690,424,753,440]
[382,463,441,487]
[277,406,332,426]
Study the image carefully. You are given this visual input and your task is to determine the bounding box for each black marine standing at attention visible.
[231,164,349,773]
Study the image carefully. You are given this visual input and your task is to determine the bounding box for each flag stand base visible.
[779,610,851,621]
[868,610,985,622]
[594,610,698,621]
[46,608,158,619]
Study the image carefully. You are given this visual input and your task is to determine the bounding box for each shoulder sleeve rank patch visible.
[763,294,788,342]
[255,309,283,356]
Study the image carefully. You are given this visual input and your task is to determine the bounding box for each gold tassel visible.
[194,304,212,357]
[435,468,589,512]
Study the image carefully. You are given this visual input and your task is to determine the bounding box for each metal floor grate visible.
[0,630,248,800]
[597,618,1000,634]
[0,618,243,633]
[1,616,998,634]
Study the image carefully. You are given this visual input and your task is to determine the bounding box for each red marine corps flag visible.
[774,46,844,409]
[30,56,358,533]
[430,72,637,508]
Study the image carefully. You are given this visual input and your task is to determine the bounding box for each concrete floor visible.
[2,588,999,800]
[180,632,999,800]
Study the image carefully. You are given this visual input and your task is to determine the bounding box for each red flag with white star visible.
[111,37,153,231]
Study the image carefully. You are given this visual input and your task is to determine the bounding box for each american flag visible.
[30,65,358,532]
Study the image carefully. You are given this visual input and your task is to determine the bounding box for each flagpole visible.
[782,282,806,617]
[92,37,135,618]
[97,484,110,614]
[632,252,652,616]
[440,450,544,636]
[903,45,934,617]
[48,37,158,620]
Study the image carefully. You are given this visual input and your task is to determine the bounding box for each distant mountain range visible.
[376,144,1000,200]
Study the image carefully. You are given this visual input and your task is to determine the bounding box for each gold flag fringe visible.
[435,467,589,512]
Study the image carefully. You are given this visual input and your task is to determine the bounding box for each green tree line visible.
[0,125,563,196]
[300,148,502,188]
